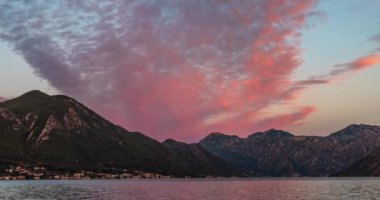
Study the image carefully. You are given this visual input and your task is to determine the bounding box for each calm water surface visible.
[0,178,379,200]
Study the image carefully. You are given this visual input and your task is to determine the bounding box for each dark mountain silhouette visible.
[163,139,241,177]
[0,90,238,177]
[335,147,380,176]
[199,125,380,176]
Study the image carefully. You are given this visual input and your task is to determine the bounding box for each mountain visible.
[2,90,379,178]
[162,139,241,177]
[199,125,380,176]
[335,147,380,176]
[0,90,238,177]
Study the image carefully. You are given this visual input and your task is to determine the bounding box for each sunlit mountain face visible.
[0,1,379,141]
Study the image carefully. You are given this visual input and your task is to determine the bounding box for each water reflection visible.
[0,178,379,200]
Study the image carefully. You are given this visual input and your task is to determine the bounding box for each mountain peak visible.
[199,132,243,146]
[162,138,188,148]
[21,90,50,99]
[327,124,380,141]
[345,124,374,130]
[208,132,227,137]
[248,129,294,138]
[163,138,186,144]
[330,124,380,136]
[264,129,294,137]
[204,132,243,140]
[0,90,53,112]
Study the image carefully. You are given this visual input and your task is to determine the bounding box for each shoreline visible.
[0,176,378,181]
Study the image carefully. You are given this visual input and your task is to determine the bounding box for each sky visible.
[0,0,379,142]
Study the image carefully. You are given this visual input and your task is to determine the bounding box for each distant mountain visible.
[0,90,238,177]
[199,125,380,176]
[163,139,241,177]
[335,147,380,176]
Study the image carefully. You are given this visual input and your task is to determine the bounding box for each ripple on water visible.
[0,178,379,200]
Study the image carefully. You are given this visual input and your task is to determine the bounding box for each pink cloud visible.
[349,53,380,70]
[330,53,380,76]
[294,51,380,88]
[0,0,321,141]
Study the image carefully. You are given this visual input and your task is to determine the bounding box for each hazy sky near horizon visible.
[0,0,379,141]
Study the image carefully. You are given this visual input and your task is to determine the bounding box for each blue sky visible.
[291,0,380,135]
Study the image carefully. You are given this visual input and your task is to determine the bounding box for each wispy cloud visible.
[293,29,380,88]
[371,34,380,51]
[330,53,380,76]
[254,106,316,131]
[295,51,380,88]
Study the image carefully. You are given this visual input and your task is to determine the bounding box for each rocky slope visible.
[163,139,241,177]
[0,90,238,177]
[335,147,380,176]
[199,125,380,176]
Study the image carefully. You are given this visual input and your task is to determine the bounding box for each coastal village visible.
[0,166,172,180]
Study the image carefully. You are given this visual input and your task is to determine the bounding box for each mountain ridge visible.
[200,125,380,176]
[1,90,380,177]
[0,90,239,177]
